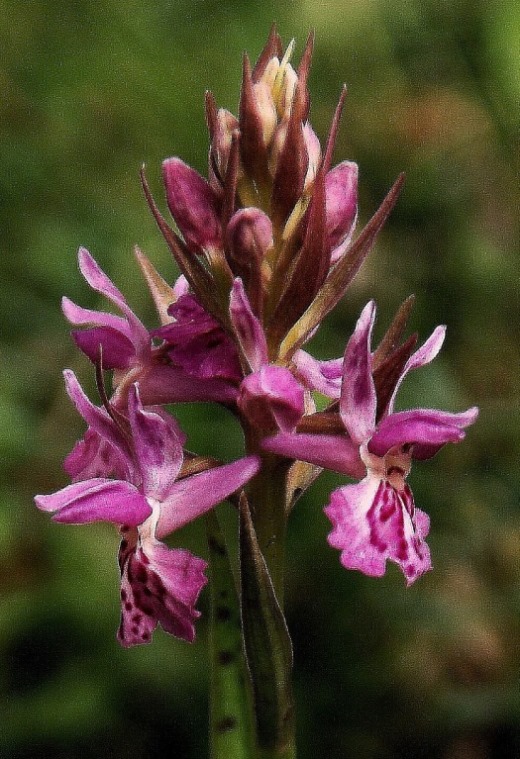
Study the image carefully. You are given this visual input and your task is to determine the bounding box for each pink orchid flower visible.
[264,301,478,584]
[35,374,259,645]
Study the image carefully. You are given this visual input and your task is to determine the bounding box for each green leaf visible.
[239,495,295,758]
[206,511,255,759]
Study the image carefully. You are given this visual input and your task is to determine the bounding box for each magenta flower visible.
[62,247,238,406]
[35,376,259,645]
[264,301,478,584]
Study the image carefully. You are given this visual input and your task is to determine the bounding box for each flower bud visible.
[163,157,222,254]
[238,365,305,433]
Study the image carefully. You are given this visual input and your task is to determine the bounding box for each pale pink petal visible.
[263,432,365,478]
[369,407,479,458]
[229,278,268,371]
[35,479,151,526]
[386,325,446,415]
[325,477,387,577]
[238,365,305,433]
[340,301,377,444]
[325,478,431,584]
[127,385,183,500]
[118,537,207,646]
[156,456,260,538]
[292,350,343,397]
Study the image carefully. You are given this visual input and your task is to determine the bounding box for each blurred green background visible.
[2,0,519,757]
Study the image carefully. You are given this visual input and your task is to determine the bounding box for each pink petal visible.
[292,350,343,397]
[138,364,238,405]
[325,477,431,585]
[35,479,151,525]
[77,248,150,353]
[340,301,377,444]
[263,432,365,478]
[229,278,268,371]
[63,370,133,470]
[325,161,358,255]
[71,327,136,369]
[156,456,260,538]
[237,365,305,433]
[386,325,446,415]
[118,537,207,647]
[369,407,479,458]
[127,384,184,501]
[162,157,222,253]
[64,427,129,482]
[62,297,131,338]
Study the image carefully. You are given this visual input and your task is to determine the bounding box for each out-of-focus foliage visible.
[2,0,518,757]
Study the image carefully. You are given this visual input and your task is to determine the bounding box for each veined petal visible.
[263,432,365,478]
[340,300,377,444]
[369,407,479,458]
[127,384,184,501]
[118,538,207,646]
[325,477,431,584]
[156,456,260,538]
[35,478,151,525]
[386,325,446,415]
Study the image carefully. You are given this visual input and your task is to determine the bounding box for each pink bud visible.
[163,157,222,254]
[238,365,305,433]
[325,161,358,262]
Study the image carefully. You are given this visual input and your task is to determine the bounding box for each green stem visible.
[207,511,255,759]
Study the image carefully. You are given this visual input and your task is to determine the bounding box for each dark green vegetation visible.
[2,1,519,756]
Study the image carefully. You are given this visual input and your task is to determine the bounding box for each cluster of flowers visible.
[35,30,477,647]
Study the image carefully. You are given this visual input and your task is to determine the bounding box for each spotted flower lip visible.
[264,300,478,584]
[35,381,260,646]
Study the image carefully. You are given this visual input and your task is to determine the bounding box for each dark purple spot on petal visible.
[121,589,127,601]
[125,602,132,611]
